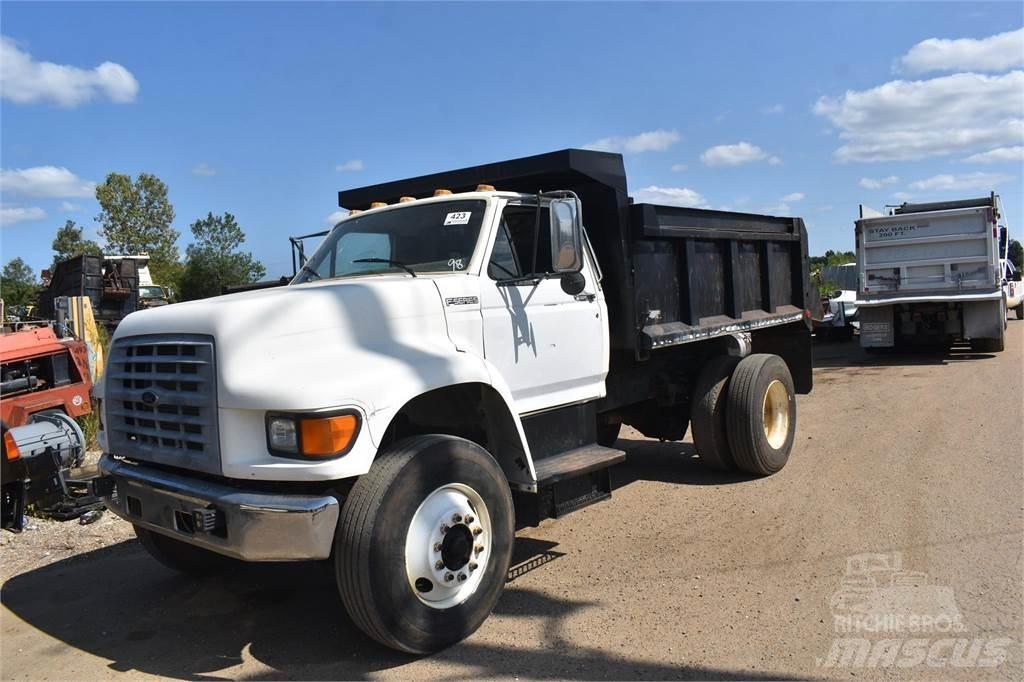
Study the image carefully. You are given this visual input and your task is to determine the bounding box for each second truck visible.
[93,149,815,653]
[856,194,1010,352]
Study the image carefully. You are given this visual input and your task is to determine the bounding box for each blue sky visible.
[2,2,1022,279]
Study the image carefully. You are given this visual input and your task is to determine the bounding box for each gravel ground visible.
[1,322,1021,680]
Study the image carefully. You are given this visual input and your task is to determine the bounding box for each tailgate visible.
[858,207,998,296]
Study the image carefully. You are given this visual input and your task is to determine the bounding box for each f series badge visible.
[445,296,479,306]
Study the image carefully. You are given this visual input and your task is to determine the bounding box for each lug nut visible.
[435,560,444,570]
[440,524,449,534]
[451,513,462,523]
[444,572,455,582]
[475,545,484,554]
[464,514,474,524]
[433,542,442,552]
[458,573,467,582]
[472,526,483,536]
[469,562,478,571]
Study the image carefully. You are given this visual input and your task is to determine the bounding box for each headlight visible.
[267,416,298,453]
[265,412,360,459]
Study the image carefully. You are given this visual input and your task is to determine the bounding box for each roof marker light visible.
[349,209,363,216]
[476,184,495,192]
[433,189,452,197]
[399,196,415,203]
[370,202,387,209]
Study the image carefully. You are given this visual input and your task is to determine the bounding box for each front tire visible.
[336,435,515,653]
[725,354,796,476]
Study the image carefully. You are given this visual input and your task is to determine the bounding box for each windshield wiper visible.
[352,258,418,277]
[297,263,321,281]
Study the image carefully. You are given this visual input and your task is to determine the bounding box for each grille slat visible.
[106,408,212,427]
[106,334,221,475]
[111,389,210,407]
[111,424,210,445]
[108,371,210,383]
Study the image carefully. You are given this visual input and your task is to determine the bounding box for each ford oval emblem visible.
[141,390,160,407]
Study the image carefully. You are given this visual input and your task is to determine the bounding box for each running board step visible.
[534,444,626,485]
[514,445,625,527]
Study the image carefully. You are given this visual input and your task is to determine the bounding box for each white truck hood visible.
[110,276,458,411]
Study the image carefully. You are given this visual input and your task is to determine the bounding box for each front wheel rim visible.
[762,379,791,450]
[405,483,492,610]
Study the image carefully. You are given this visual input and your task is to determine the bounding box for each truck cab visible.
[96,149,813,653]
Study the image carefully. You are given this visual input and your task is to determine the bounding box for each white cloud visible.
[191,163,216,177]
[898,28,1024,75]
[813,71,1024,162]
[325,210,348,225]
[761,202,792,215]
[762,104,785,115]
[907,171,1014,192]
[632,185,708,208]
[781,192,805,202]
[0,204,45,227]
[963,146,1024,164]
[59,201,80,211]
[0,36,139,107]
[891,192,914,201]
[700,142,779,167]
[0,166,95,198]
[335,160,364,172]
[670,163,688,172]
[584,129,681,154]
[858,175,900,189]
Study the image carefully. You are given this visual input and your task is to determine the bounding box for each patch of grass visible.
[76,409,101,451]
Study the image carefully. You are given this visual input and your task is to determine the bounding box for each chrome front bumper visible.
[98,454,340,561]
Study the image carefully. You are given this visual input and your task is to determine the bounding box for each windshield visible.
[138,286,164,298]
[292,200,487,284]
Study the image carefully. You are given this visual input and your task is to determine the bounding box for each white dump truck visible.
[94,150,815,653]
[856,194,1008,352]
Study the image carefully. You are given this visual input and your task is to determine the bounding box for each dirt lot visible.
[2,323,1022,680]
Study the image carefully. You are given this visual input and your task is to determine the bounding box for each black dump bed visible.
[340,149,813,357]
[38,255,139,326]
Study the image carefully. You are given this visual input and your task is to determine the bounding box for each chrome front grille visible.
[106,334,221,475]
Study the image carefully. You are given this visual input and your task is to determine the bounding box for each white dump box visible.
[855,194,1005,352]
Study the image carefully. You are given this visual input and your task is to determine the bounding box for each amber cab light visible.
[3,431,21,461]
[300,414,359,457]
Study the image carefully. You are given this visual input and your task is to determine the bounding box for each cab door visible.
[479,201,608,414]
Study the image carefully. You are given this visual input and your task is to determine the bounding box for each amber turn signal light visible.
[299,414,359,457]
[3,431,21,461]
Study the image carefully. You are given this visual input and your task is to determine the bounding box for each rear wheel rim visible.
[762,379,790,450]
[405,483,492,610]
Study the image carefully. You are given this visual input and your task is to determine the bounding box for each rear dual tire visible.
[691,353,796,476]
[726,354,797,476]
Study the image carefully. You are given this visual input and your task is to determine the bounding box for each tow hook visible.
[192,507,222,533]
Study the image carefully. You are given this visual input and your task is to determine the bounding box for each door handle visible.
[575,293,596,302]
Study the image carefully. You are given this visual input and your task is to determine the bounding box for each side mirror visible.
[549,198,583,273]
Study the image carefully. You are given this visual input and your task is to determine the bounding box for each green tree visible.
[178,212,266,301]
[95,172,179,280]
[51,220,102,266]
[1,258,40,307]
[1008,239,1023,274]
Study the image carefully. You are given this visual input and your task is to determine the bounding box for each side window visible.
[488,221,521,279]
[338,232,391,274]
[491,205,552,277]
